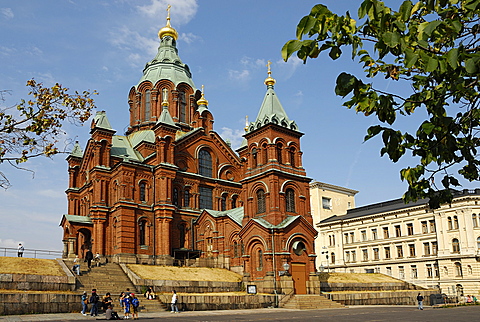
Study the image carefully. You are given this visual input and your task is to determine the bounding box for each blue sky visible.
[0,0,477,252]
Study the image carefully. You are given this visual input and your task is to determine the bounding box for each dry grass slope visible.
[318,273,402,283]
[128,265,242,282]
[0,257,65,276]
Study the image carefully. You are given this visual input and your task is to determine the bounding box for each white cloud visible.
[0,45,16,56]
[276,57,302,80]
[137,0,198,25]
[228,69,250,82]
[0,238,22,248]
[1,8,14,19]
[294,90,303,97]
[180,32,201,45]
[240,56,265,69]
[219,127,245,150]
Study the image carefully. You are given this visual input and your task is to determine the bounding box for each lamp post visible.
[282,262,290,275]
[321,246,329,273]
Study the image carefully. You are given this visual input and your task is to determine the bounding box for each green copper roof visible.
[92,111,113,131]
[62,214,92,225]
[252,215,300,229]
[248,84,298,133]
[70,141,83,158]
[157,105,177,127]
[137,36,196,89]
[204,207,244,226]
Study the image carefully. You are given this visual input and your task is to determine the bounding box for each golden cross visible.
[167,4,171,20]
[201,84,205,94]
[266,60,272,76]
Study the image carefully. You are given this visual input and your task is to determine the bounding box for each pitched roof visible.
[204,207,244,226]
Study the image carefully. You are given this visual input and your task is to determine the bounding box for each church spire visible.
[158,4,178,40]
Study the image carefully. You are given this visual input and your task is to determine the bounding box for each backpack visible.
[131,297,139,308]
[90,293,99,304]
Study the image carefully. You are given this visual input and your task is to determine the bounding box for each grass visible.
[317,272,402,283]
[128,265,242,282]
[0,256,66,276]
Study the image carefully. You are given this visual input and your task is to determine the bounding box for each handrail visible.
[0,246,63,259]
[278,288,295,307]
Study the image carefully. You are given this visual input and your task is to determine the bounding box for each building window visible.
[344,233,349,244]
[424,242,431,256]
[139,181,146,202]
[421,221,428,234]
[454,216,459,229]
[432,241,438,255]
[362,249,368,261]
[221,193,227,211]
[233,241,238,258]
[178,91,186,123]
[329,234,335,247]
[371,228,378,240]
[199,150,212,177]
[448,217,453,230]
[408,244,416,257]
[256,189,266,214]
[455,262,463,277]
[285,188,295,212]
[144,89,151,121]
[173,187,179,206]
[429,220,436,233]
[373,248,379,260]
[411,265,418,279]
[289,147,296,167]
[386,267,392,276]
[426,264,433,278]
[477,237,480,250]
[252,148,258,168]
[276,143,283,164]
[199,186,213,209]
[331,252,335,264]
[351,250,356,262]
[361,230,367,241]
[257,249,263,271]
[473,214,478,228]
[322,197,332,210]
[407,223,414,236]
[345,251,350,262]
[385,247,391,259]
[434,264,439,277]
[383,227,389,238]
[350,232,355,243]
[184,190,190,208]
[395,225,401,237]
[452,238,460,253]
[397,245,403,258]
[139,219,147,246]
[399,266,405,279]
[231,195,238,209]
[262,143,268,165]
[467,265,473,275]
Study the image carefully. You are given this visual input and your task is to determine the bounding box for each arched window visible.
[276,143,283,164]
[262,143,268,165]
[139,181,146,202]
[454,216,459,229]
[331,252,335,264]
[178,91,187,123]
[285,188,295,212]
[455,262,463,277]
[477,237,480,250]
[184,190,190,208]
[233,241,238,258]
[139,219,147,245]
[289,147,295,167]
[199,150,212,177]
[173,188,179,206]
[221,193,227,211]
[144,90,151,121]
[252,148,258,168]
[448,217,453,230]
[473,214,478,228]
[452,238,460,253]
[231,195,238,209]
[199,186,213,209]
[257,249,263,271]
[256,189,266,214]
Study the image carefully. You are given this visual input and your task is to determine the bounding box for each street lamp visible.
[321,250,329,273]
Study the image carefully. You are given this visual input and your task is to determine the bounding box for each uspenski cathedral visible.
[60,9,318,293]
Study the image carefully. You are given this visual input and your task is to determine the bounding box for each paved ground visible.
[1,305,480,322]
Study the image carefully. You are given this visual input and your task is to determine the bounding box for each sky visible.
[0,0,478,252]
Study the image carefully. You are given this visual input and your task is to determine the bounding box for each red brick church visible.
[60,12,317,293]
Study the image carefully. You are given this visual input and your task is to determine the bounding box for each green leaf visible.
[296,15,317,39]
[404,48,418,68]
[281,40,303,61]
[465,58,477,74]
[335,72,356,97]
[446,48,458,69]
[422,20,442,36]
[329,46,342,60]
[426,56,438,72]
[383,32,400,48]
[399,0,413,22]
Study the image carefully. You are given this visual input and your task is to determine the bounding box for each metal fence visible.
[0,246,63,259]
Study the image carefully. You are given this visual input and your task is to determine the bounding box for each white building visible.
[311,183,480,297]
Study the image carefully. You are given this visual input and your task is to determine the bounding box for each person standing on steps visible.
[131,293,140,320]
[171,290,179,313]
[81,291,88,316]
[85,249,93,270]
[17,243,24,257]
[90,289,100,317]
[72,255,81,275]
[417,293,424,310]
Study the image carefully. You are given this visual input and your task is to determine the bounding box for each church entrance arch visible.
[77,228,91,258]
[291,262,307,294]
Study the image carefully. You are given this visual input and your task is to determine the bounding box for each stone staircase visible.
[282,294,344,309]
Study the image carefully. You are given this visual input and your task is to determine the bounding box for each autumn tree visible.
[0,79,96,188]
[282,0,480,208]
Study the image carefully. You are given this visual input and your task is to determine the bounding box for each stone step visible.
[282,295,344,310]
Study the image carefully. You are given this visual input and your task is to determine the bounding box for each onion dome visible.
[158,5,178,40]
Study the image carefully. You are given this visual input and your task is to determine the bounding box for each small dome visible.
[158,5,178,40]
